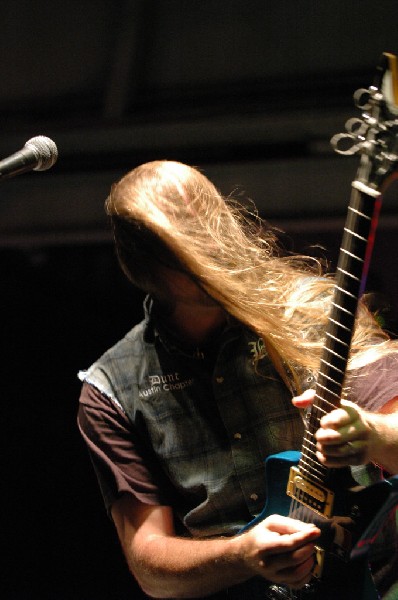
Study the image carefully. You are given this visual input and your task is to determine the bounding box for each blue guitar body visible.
[237,451,395,600]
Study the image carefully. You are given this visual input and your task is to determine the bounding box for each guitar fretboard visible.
[299,185,381,486]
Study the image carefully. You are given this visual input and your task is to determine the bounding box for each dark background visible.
[2,2,398,598]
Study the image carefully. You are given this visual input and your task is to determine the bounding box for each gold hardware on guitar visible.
[287,466,334,518]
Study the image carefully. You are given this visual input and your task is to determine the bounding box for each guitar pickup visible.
[286,466,335,518]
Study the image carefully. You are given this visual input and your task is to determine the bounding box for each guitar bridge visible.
[286,466,335,518]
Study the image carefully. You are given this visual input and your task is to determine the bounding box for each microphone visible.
[0,136,58,180]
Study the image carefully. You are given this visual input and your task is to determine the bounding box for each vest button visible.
[233,432,242,440]
[216,376,224,384]
[250,493,259,502]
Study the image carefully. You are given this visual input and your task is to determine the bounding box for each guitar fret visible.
[299,457,327,482]
[343,227,368,243]
[303,435,317,448]
[315,401,336,415]
[328,317,351,332]
[315,384,341,401]
[315,390,337,404]
[300,460,325,483]
[302,439,319,457]
[325,331,349,347]
[300,441,313,457]
[336,267,360,282]
[331,301,355,317]
[302,438,317,451]
[348,205,372,220]
[302,446,320,460]
[299,468,323,485]
[301,444,327,467]
[300,429,329,477]
[335,285,357,300]
[320,358,345,374]
[340,247,364,263]
[318,370,342,387]
[323,345,347,361]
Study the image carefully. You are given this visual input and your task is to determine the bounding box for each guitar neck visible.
[281,53,398,597]
[301,183,381,478]
[298,52,398,485]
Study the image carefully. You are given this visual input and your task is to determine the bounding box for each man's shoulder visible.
[97,318,147,362]
[78,319,150,396]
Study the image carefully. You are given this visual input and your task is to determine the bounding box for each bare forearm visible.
[113,499,319,599]
[367,411,398,474]
[125,532,250,598]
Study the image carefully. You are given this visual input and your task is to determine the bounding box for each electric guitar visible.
[240,53,398,600]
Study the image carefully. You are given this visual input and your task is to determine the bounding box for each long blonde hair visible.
[106,160,393,376]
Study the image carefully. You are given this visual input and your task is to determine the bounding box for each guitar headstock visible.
[376,52,398,115]
[331,52,398,192]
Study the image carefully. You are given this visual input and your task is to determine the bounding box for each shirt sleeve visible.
[348,354,398,412]
[77,382,171,515]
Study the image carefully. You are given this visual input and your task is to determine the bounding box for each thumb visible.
[292,388,316,408]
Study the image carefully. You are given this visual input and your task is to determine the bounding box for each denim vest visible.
[79,303,305,537]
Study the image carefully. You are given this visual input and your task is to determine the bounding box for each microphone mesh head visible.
[25,136,58,171]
